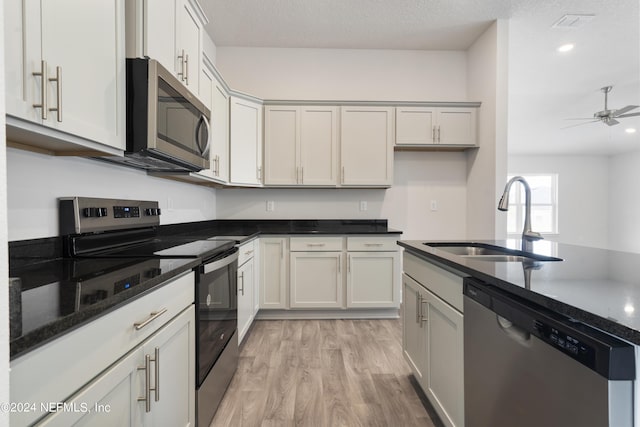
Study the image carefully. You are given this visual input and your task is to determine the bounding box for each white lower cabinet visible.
[11,272,195,427]
[36,305,195,427]
[402,256,465,427]
[259,238,288,309]
[290,251,343,308]
[347,251,400,308]
[237,241,256,344]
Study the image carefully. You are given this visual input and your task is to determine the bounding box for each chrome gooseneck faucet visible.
[498,176,543,252]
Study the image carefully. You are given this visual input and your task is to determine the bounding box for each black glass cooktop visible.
[80,238,235,259]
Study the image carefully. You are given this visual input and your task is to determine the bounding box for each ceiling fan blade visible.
[617,112,640,118]
[562,120,600,129]
[612,105,639,117]
[565,118,598,120]
[605,118,620,126]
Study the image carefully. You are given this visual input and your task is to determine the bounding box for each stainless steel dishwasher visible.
[464,278,636,427]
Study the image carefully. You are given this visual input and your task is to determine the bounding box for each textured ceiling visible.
[201,0,640,155]
[202,0,513,50]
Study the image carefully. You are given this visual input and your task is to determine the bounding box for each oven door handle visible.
[203,250,239,274]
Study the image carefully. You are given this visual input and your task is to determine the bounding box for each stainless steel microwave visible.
[99,58,210,172]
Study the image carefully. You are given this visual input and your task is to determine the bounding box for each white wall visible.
[0,2,11,419]
[216,151,468,240]
[7,148,217,241]
[509,154,609,249]
[609,150,640,253]
[216,47,467,101]
[215,46,470,238]
[466,20,509,240]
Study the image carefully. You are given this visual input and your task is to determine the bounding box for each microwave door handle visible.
[195,115,211,156]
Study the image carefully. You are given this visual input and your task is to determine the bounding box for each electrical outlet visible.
[360,201,368,211]
[167,197,174,210]
[266,201,275,212]
[430,200,438,211]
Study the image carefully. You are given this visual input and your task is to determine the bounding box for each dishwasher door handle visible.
[496,315,531,344]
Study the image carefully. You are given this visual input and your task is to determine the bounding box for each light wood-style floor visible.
[210,319,440,427]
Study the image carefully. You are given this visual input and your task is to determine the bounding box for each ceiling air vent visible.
[551,14,595,29]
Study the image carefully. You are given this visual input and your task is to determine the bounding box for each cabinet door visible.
[290,252,343,308]
[237,259,255,343]
[402,274,426,383]
[230,97,263,186]
[436,108,476,146]
[300,106,338,186]
[424,288,464,427]
[396,107,436,145]
[4,0,43,122]
[142,306,195,427]
[211,77,230,182]
[36,348,144,427]
[340,107,393,186]
[144,0,176,75]
[264,106,299,185]
[347,252,400,308]
[175,0,202,94]
[40,0,125,149]
[260,238,288,309]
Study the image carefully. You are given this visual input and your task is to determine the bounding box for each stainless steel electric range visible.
[59,197,239,426]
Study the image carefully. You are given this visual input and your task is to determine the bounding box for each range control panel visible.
[60,197,161,235]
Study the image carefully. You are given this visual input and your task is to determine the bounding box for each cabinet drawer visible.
[347,236,399,251]
[290,236,343,251]
[238,239,256,266]
[10,271,195,427]
[403,253,466,312]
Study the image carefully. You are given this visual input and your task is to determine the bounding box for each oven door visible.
[195,248,238,387]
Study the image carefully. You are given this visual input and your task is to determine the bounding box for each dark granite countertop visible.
[399,239,640,345]
[8,257,199,359]
[8,219,400,359]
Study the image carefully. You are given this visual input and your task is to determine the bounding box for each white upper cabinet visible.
[128,0,206,96]
[4,0,125,152]
[229,96,263,186]
[193,64,229,184]
[396,106,477,146]
[264,105,338,186]
[340,106,394,187]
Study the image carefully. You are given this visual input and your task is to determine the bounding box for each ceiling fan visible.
[565,86,640,128]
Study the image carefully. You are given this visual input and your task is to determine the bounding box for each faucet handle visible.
[523,230,543,241]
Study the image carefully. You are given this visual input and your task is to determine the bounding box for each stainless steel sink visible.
[423,242,562,262]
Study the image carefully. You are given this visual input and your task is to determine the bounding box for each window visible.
[506,174,558,235]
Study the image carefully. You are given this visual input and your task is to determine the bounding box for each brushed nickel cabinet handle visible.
[341,166,345,184]
[245,250,254,256]
[153,347,160,402]
[296,166,299,184]
[133,308,167,330]
[415,292,421,324]
[432,126,436,142]
[48,66,62,122]
[32,60,48,120]
[239,271,245,296]
[184,53,189,85]
[437,125,441,143]
[306,243,326,247]
[301,167,304,184]
[178,49,186,81]
[364,243,384,247]
[257,166,262,182]
[138,354,151,412]
[420,298,428,323]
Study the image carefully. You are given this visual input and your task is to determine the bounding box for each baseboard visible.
[254,308,400,320]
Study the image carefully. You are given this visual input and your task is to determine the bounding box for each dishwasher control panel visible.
[533,321,596,368]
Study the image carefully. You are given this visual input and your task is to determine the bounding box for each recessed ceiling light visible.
[625,128,637,134]
[557,43,575,53]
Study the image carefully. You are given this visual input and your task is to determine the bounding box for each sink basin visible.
[423,242,562,262]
